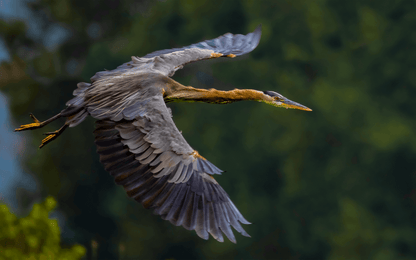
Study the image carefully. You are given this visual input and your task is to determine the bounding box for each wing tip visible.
[240,230,251,238]
[255,24,262,32]
[251,24,262,47]
[196,228,210,240]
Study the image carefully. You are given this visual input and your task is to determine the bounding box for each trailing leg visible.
[39,123,69,149]
[15,113,62,132]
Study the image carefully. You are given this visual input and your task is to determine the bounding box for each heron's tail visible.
[62,82,90,127]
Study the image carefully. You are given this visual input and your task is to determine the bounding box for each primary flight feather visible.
[15,25,311,243]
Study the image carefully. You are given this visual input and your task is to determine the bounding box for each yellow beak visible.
[276,97,312,111]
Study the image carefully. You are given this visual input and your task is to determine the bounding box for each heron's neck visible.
[163,80,271,104]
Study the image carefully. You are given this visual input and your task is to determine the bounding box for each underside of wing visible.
[91,25,262,81]
[93,117,251,243]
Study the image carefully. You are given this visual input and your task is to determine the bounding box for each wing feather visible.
[90,82,250,242]
[143,25,262,58]
[174,188,192,226]
[90,26,262,81]
[94,115,251,242]
[195,198,209,240]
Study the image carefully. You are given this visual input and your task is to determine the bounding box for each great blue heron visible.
[15,25,311,243]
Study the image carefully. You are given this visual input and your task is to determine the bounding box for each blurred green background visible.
[1,0,415,259]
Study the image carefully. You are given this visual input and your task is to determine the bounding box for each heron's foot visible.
[14,113,43,132]
[39,132,58,149]
[39,125,68,149]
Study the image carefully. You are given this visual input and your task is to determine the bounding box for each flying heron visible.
[15,25,311,243]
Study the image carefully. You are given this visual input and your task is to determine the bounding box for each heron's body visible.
[15,26,311,243]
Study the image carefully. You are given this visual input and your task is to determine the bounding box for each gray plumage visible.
[16,23,313,242]
[62,26,262,242]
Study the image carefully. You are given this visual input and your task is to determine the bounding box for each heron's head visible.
[262,91,312,111]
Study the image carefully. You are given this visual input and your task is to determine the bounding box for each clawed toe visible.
[15,112,67,148]
[14,113,42,132]
[39,133,58,149]
[29,113,40,123]
[15,123,41,132]
[38,124,68,149]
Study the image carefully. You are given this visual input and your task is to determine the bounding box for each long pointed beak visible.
[278,97,312,111]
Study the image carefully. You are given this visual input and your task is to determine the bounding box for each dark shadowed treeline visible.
[1,0,415,259]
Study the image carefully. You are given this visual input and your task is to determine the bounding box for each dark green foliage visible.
[1,0,415,259]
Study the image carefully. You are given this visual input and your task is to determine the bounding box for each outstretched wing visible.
[144,25,262,58]
[91,25,262,81]
[93,95,250,243]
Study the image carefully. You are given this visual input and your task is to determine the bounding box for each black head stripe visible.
[263,91,279,97]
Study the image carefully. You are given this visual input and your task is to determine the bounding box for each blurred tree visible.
[0,196,86,259]
[1,0,415,259]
